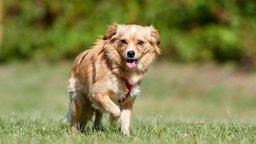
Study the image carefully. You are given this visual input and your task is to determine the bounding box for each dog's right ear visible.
[103,23,119,40]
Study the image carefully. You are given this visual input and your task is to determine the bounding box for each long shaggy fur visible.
[67,23,160,134]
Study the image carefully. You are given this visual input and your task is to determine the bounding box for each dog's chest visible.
[110,80,141,103]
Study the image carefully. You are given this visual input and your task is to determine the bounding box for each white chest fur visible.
[129,83,141,97]
[108,78,141,103]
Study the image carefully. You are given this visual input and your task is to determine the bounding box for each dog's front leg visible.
[120,102,133,135]
[91,92,121,126]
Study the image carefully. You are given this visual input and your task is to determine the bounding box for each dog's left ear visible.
[149,25,160,45]
[103,23,119,40]
[148,25,161,54]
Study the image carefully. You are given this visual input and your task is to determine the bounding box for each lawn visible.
[0,62,255,143]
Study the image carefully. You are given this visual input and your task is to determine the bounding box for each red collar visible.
[118,80,132,104]
[125,81,132,92]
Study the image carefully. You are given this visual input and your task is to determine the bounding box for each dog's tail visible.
[65,91,76,122]
[65,78,77,123]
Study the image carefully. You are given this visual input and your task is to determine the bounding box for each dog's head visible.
[103,23,160,71]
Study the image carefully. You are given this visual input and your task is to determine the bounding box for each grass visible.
[0,62,255,143]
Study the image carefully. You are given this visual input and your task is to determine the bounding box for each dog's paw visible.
[71,126,79,133]
[121,128,130,135]
[92,124,104,131]
[110,116,121,129]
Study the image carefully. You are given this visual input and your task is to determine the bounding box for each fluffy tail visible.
[65,78,77,123]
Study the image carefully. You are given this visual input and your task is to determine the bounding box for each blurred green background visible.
[1,0,256,68]
[0,1,256,142]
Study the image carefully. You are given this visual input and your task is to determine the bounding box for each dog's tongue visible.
[126,60,136,68]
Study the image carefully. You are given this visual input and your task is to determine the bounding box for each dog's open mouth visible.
[126,59,137,68]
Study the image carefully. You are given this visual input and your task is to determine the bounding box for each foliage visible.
[1,0,256,66]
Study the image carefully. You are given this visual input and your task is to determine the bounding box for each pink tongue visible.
[126,60,136,68]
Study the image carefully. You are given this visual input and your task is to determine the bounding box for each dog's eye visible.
[120,39,127,44]
[137,40,144,46]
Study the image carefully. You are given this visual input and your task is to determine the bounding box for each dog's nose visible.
[127,51,135,58]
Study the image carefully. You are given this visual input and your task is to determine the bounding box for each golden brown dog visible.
[67,23,160,134]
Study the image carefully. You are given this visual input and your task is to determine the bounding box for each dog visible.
[67,23,160,135]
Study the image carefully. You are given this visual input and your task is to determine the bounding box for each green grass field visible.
[0,62,255,143]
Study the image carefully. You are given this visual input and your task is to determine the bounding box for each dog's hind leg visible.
[67,78,94,131]
[67,78,80,131]
[93,109,103,131]
[68,90,83,131]
[69,91,94,131]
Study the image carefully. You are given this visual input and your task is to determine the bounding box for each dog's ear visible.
[103,23,119,40]
[148,25,161,54]
[149,25,160,45]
